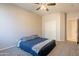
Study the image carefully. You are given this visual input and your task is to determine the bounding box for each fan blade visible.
[34,3,40,4]
[47,3,56,6]
[36,7,40,10]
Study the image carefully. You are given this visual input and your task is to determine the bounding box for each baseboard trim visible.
[0,45,16,51]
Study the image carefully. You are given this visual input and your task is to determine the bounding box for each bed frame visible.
[38,40,56,56]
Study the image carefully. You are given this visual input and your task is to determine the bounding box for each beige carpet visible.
[0,46,32,56]
[0,41,79,56]
[48,41,79,56]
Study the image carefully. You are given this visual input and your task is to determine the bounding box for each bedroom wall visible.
[42,13,65,41]
[60,13,66,41]
[0,4,42,49]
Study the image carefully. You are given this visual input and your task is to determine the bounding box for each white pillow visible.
[21,35,39,41]
[17,40,22,47]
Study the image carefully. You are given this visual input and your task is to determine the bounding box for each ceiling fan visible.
[34,3,56,11]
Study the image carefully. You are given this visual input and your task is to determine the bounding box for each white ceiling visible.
[14,3,79,16]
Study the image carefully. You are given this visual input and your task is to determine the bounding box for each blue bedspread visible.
[19,37,47,56]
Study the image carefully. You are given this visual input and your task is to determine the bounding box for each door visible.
[67,19,77,42]
[77,19,79,43]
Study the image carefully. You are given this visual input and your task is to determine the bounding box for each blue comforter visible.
[19,37,47,56]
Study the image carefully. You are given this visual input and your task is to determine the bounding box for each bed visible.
[17,35,56,56]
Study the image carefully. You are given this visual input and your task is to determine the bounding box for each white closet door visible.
[44,20,56,40]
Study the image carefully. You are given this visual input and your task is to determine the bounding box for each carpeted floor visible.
[0,46,32,56]
[48,41,79,56]
[0,41,79,56]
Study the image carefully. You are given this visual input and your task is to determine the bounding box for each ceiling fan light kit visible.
[40,4,47,10]
[35,3,56,11]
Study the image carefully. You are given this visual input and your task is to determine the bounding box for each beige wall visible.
[42,13,65,41]
[60,13,66,41]
[0,4,42,49]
